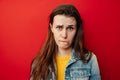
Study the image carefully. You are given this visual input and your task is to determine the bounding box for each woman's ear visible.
[50,23,53,32]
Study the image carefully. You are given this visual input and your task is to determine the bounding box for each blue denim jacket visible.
[48,49,101,80]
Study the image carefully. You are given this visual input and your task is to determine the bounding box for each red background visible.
[0,0,120,80]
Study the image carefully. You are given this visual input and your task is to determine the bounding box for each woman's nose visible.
[61,29,67,39]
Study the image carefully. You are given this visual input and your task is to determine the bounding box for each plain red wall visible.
[0,0,120,80]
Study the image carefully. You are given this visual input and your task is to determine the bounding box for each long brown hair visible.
[30,4,92,80]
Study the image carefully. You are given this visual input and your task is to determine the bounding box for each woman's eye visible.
[56,26,62,30]
[68,27,73,31]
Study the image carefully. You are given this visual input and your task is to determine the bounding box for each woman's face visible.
[50,15,77,50]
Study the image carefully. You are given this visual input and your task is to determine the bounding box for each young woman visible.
[30,4,101,80]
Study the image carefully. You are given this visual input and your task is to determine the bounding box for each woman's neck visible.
[57,47,72,57]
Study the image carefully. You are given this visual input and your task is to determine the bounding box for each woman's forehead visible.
[53,15,77,25]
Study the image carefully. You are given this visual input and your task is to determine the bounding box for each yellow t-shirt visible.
[55,54,71,80]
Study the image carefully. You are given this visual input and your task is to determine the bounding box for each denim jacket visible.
[30,49,101,80]
[48,49,101,80]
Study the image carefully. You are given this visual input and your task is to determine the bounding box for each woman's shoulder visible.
[91,52,98,60]
[84,50,98,63]
[30,58,38,72]
[88,52,99,64]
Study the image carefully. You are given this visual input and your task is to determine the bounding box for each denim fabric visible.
[49,49,101,80]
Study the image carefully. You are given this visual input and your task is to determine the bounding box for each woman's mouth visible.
[59,41,68,44]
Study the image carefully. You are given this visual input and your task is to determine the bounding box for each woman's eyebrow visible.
[55,24,75,27]
[67,25,76,27]
[68,25,74,26]
[56,24,63,26]
[57,24,63,26]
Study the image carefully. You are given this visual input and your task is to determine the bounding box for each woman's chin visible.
[58,45,71,50]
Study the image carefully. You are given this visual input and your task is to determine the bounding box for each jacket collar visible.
[67,49,80,67]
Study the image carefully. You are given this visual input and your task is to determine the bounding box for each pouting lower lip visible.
[59,40,67,42]
[59,41,67,42]
[59,41,68,44]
